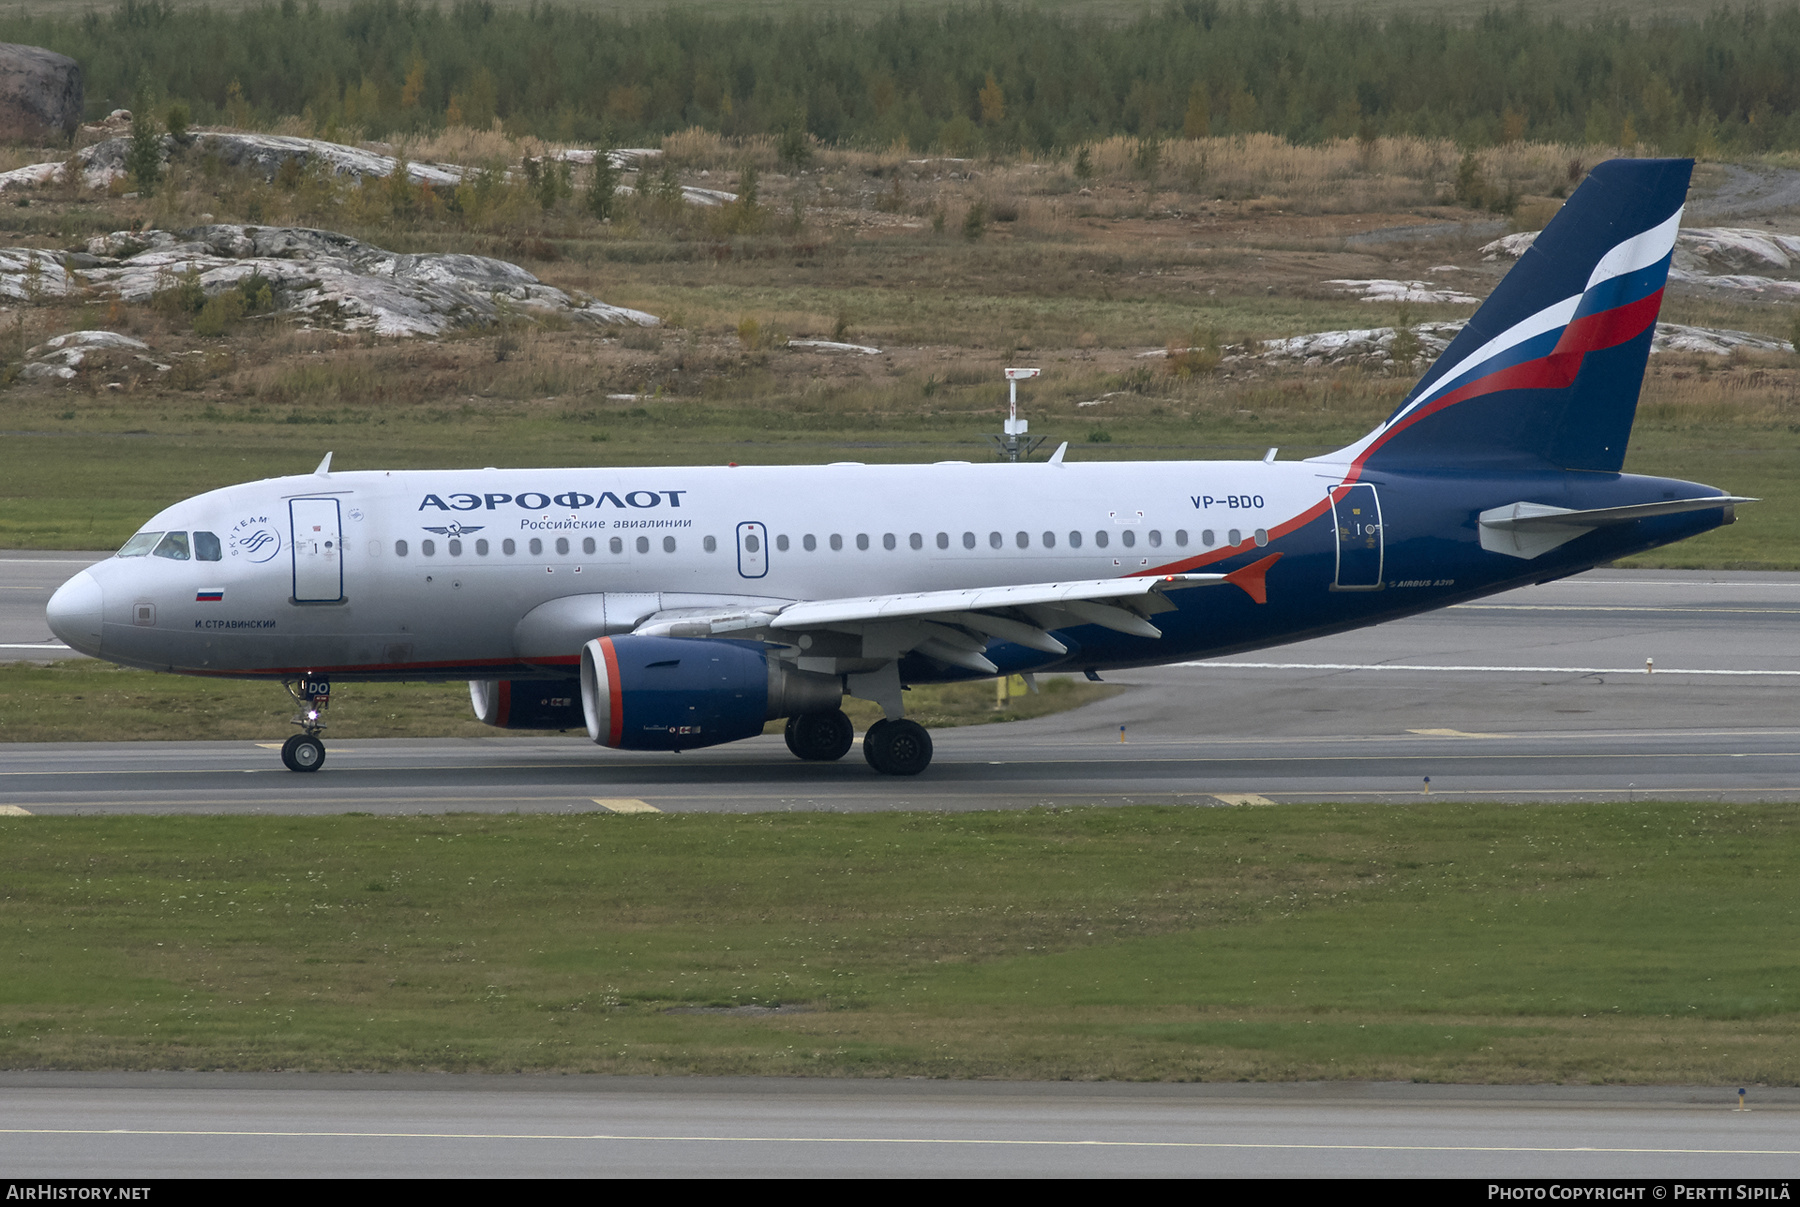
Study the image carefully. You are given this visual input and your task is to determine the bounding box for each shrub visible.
[150,267,206,316]
[1087,428,1111,443]
[164,101,191,144]
[962,200,987,240]
[776,126,813,172]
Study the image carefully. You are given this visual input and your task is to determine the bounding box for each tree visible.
[1183,84,1210,139]
[127,105,162,196]
[401,57,427,109]
[585,150,620,222]
[979,72,1005,125]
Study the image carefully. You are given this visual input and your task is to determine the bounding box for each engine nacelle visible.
[469,679,586,730]
[579,635,841,751]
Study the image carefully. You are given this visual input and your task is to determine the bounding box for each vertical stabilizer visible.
[1316,158,1692,474]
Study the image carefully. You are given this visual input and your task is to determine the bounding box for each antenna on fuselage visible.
[988,368,1047,463]
[314,451,334,477]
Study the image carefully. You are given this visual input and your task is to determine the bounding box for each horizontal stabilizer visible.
[1478,496,1754,559]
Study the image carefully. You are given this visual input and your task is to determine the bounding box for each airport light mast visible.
[988,367,1047,462]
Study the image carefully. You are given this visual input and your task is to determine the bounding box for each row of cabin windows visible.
[393,527,1270,559]
[777,528,1267,552]
[395,534,685,558]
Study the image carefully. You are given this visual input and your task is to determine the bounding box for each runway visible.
[3,1074,1795,1178]
[3,564,1798,810]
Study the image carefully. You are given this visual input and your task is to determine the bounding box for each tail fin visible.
[1318,158,1691,475]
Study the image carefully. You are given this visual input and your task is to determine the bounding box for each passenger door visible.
[290,498,344,603]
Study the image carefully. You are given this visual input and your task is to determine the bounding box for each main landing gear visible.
[862,718,933,777]
[784,709,856,762]
[782,707,934,775]
[280,676,331,772]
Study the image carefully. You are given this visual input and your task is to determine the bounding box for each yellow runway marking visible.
[0,805,31,815]
[0,1126,1794,1156]
[1408,728,1513,739]
[592,797,660,813]
[1212,793,1275,807]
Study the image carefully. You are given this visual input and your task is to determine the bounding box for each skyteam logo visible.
[228,516,282,563]
[421,522,485,538]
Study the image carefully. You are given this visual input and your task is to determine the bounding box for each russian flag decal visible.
[196,588,224,602]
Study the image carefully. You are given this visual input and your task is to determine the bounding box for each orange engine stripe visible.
[600,637,625,747]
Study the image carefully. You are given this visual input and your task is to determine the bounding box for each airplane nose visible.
[46,569,104,656]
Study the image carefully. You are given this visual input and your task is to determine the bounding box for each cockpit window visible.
[117,531,162,557]
[194,531,222,561]
[152,531,191,561]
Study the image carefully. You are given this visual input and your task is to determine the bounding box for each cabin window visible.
[1228,528,1242,546]
[1175,530,1188,547]
[937,532,949,549]
[883,533,896,551]
[584,537,597,555]
[609,537,622,554]
[1201,530,1215,546]
[1042,531,1056,548]
[1068,531,1082,549]
[663,536,677,553]
[528,538,542,556]
[909,533,923,550]
[856,534,869,551]
[1148,530,1162,548]
[1094,530,1109,549]
[152,531,190,561]
[117,531,161,557]
[988,531,1002,550]
[962,531,976,550]
[421,540,436,557]
[744,535,759,552]
[1121,530,1136,548]
[503,538,517,555]
[448,539,462,556]
[776,534,791,552]
[1254,528,1269,547]
[830,534,843,551]
[636,536,650,554]
[476,538,490,556]
[394,540,408,557]
[550,537,566,556]
[194,531,222,561]
[703,535,717,553]
[803,534,817,552]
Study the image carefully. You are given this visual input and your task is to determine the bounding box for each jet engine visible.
[469,678,586,730]
[579,635,842,751]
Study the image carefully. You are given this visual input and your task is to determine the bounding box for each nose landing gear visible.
[280,676,331,772]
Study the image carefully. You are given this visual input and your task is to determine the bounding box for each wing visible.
[633,553,1281,674]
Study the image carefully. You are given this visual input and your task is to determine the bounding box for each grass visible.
[0,661,1119,742]
[1,802,1795,1081]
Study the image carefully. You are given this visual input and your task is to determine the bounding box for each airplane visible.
[46,157,1751,776]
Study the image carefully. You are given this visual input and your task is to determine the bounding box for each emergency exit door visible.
[290,498,344,602]
[1329,483,1383,590]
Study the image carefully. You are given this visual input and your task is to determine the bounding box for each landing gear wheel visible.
[281,733,326,773]
[785,709,856,762]
[862,718,933,776]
